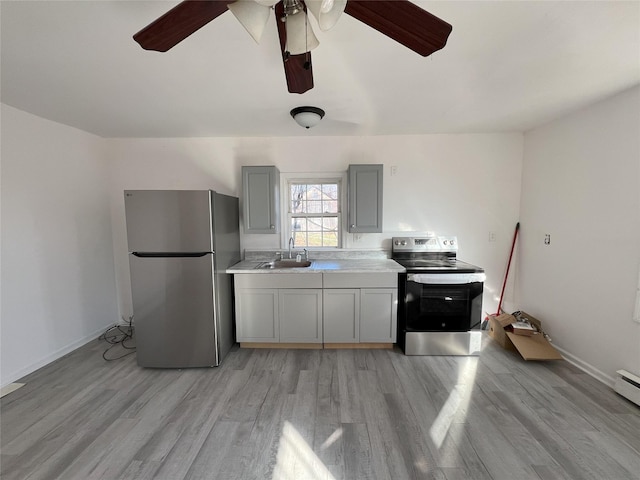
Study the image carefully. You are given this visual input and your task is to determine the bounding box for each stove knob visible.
[443,240,448,245]
[401,240,407,246]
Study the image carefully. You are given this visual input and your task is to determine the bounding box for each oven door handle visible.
[407,273,486,284]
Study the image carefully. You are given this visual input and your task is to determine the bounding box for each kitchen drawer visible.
[322,273,398,289]
[234,273,322,289]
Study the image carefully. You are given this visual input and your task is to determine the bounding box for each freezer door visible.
[210,193,241,362]
[124,190,213,253]
[129,253,218,368]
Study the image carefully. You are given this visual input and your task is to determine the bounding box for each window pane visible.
[288,180,340,248]
[309,217,323,246]
[323,200,338,213]
[291,185,306,213]
[322,231,338,247]
[306,184,322,200]
[321,184,337,199]
[308,217,322,231]
[323,217,338,231]
[294,231,307,246]
[307,200,322,213]
[307,234,322,246]
[292,217,306,232]
[291,217,306,247]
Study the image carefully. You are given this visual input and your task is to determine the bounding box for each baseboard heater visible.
[614,370,640,407]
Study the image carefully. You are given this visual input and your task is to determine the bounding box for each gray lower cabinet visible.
[322,273,397,343]
[234,274,323,343]
[235,288,278,342]
[234,272,397,345]
[323,289,360,343]
[279,289,323,343]
[360,288,398,342]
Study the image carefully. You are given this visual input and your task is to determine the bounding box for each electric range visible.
[392,235,485,356]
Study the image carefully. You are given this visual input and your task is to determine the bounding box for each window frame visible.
[280,172,347,249]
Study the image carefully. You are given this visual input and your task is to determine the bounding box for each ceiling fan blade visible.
[275,1,314,94]
[344,0,452,57]
[133,0,229,52]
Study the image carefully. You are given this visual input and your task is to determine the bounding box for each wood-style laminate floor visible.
[2,335,639,480]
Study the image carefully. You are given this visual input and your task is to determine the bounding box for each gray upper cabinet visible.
[242,166,280,234]
[348,164,383,233]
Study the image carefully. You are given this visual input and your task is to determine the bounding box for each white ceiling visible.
[1,1,639,138]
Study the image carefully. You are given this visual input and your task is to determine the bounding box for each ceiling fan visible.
[133,0,452,94]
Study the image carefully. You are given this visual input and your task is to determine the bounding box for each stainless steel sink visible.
[256,260,312,269]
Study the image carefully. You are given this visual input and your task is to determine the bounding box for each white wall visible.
[518,86,640,384]
[1,105,118,387]
[4,88,637,389]
[108,138,242,318]
[109,134,523,323]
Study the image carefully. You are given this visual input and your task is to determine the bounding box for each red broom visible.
[495,222,520,316]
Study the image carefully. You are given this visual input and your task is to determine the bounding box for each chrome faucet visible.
[288,237,295,259]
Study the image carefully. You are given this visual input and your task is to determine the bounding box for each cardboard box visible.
[488,311,563,361]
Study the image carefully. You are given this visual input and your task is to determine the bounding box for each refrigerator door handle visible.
[131,252,211,258]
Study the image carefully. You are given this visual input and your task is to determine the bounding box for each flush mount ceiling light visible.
[290,106,325,129]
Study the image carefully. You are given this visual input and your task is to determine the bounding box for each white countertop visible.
[226,258,405,274]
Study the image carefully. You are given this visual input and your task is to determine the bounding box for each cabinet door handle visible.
[351,224,356,228]
[270,225,275,229]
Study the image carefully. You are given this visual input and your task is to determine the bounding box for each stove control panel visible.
[392,236,458,253]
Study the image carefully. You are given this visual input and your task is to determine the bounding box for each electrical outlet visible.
[544,234,551,245]
[390,166,398,176]
[489,232,496,242]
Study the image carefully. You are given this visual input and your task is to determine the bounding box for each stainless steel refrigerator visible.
[124,190,240,368]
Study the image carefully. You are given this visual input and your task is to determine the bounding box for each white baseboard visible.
[0,324,112,390]
[553,345,616,388]
[1,383,25,398]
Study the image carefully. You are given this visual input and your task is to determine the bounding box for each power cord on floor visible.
[99,315,136,361]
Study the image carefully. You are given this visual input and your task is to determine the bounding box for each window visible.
[287,179,341,248]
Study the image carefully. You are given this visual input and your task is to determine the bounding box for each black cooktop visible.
[391,236,484,274]
[394,258,484,273]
